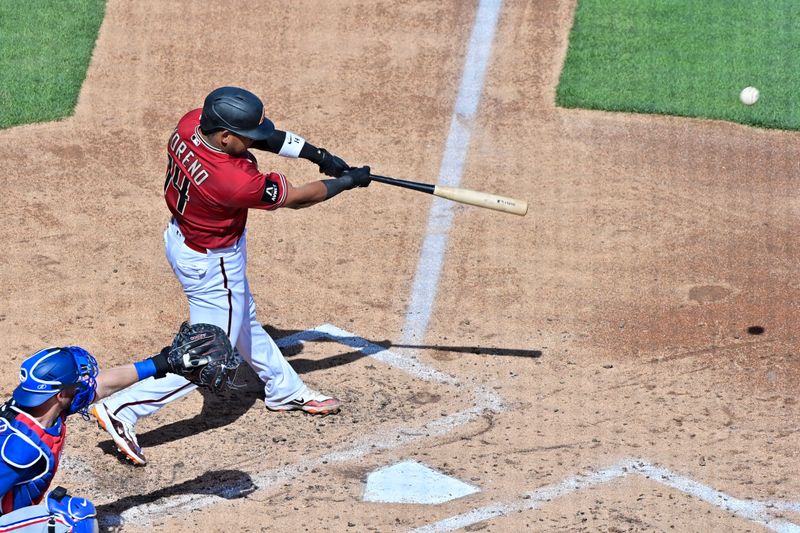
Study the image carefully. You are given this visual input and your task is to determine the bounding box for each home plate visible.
[363,461,480,504]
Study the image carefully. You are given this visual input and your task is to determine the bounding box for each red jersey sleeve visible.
[227,165,288,210]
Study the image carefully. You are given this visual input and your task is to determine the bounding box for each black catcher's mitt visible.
[163,322,238,392]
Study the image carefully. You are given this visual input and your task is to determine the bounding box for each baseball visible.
[739,86,759,106]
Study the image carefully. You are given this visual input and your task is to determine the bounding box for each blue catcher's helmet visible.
[12,347,99,415]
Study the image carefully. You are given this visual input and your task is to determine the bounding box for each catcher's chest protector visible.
[0,403,66,514]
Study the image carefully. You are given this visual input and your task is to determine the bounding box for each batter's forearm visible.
[282,180,329,209]
[253,130,349,177]
[252,130,319,160]
[322,175,358,199]
[251,130,285,153]
[284,176,357,208]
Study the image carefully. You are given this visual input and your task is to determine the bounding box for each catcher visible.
[0,322,236,532]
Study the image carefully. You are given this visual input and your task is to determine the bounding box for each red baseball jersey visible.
[164,109,287,249]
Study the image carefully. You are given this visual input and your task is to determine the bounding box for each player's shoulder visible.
[0,428,43,469]
[233,151,260,172]
[174,108,203,138]
[222,155,264,187]
[179,108,203,125]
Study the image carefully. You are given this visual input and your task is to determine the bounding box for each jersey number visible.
[164,157,190,214]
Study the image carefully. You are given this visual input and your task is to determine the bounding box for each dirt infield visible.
[0,1,797,531]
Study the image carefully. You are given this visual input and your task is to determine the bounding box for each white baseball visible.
[739,86,759,106]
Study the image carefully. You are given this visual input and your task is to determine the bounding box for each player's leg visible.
[91,222,243,464]
[235,289,303,403]
[234,237,340,414]
[0,503,79,533]
[91,373,196,464]
[111,223,249,415]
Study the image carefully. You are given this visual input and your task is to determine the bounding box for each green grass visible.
[557,0,800,130]
[0,1,105,129]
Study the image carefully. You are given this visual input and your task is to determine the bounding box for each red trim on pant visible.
[219,257,233,337]
[113,382,195,416]
[0,515,67,532]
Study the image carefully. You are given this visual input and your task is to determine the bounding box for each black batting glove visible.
[316,148,349,177]
[321,166,371,199]
[343,166,371,188]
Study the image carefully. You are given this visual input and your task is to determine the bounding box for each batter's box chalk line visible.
[100,323,504,528]
[276,323,459,385]
[411,458,800,533]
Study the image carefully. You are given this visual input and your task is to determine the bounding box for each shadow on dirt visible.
[134,365,263,448]
[266,324,543,374]
[96,469,256,532]
[387,343,543,358]
[96,323,540,453]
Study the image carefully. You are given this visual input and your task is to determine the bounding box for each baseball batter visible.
[0,325,231,531]
[92,86,371,465]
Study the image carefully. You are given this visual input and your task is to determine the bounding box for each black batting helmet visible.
[199,86,275,140]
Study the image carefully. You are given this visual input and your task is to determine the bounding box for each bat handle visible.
[370,174,434,194]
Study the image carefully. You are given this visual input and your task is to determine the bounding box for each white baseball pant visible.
[101,220,306,426]
[0,504,92,533]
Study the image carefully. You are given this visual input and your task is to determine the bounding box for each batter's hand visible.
[317,148,349,177]
[342,166,371,188]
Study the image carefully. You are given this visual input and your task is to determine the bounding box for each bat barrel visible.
[370,173,527,216]
[434,185,528,216]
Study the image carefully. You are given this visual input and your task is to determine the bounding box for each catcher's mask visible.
[12,347,99,416]
[199,86,275,140]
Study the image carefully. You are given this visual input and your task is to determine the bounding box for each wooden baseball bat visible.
[369,174,528,216]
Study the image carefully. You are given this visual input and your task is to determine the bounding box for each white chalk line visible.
[770,501,800,513]
[410,459,800,533]
[277,323,458,385]
[102,326,504,527]
[400,0,503,348]
[115,391,502,524]
[636,463,800,533]
[105,1,506,527]
[410,459,639,533]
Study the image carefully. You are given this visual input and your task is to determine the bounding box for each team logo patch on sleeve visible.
[262,181,280,203]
